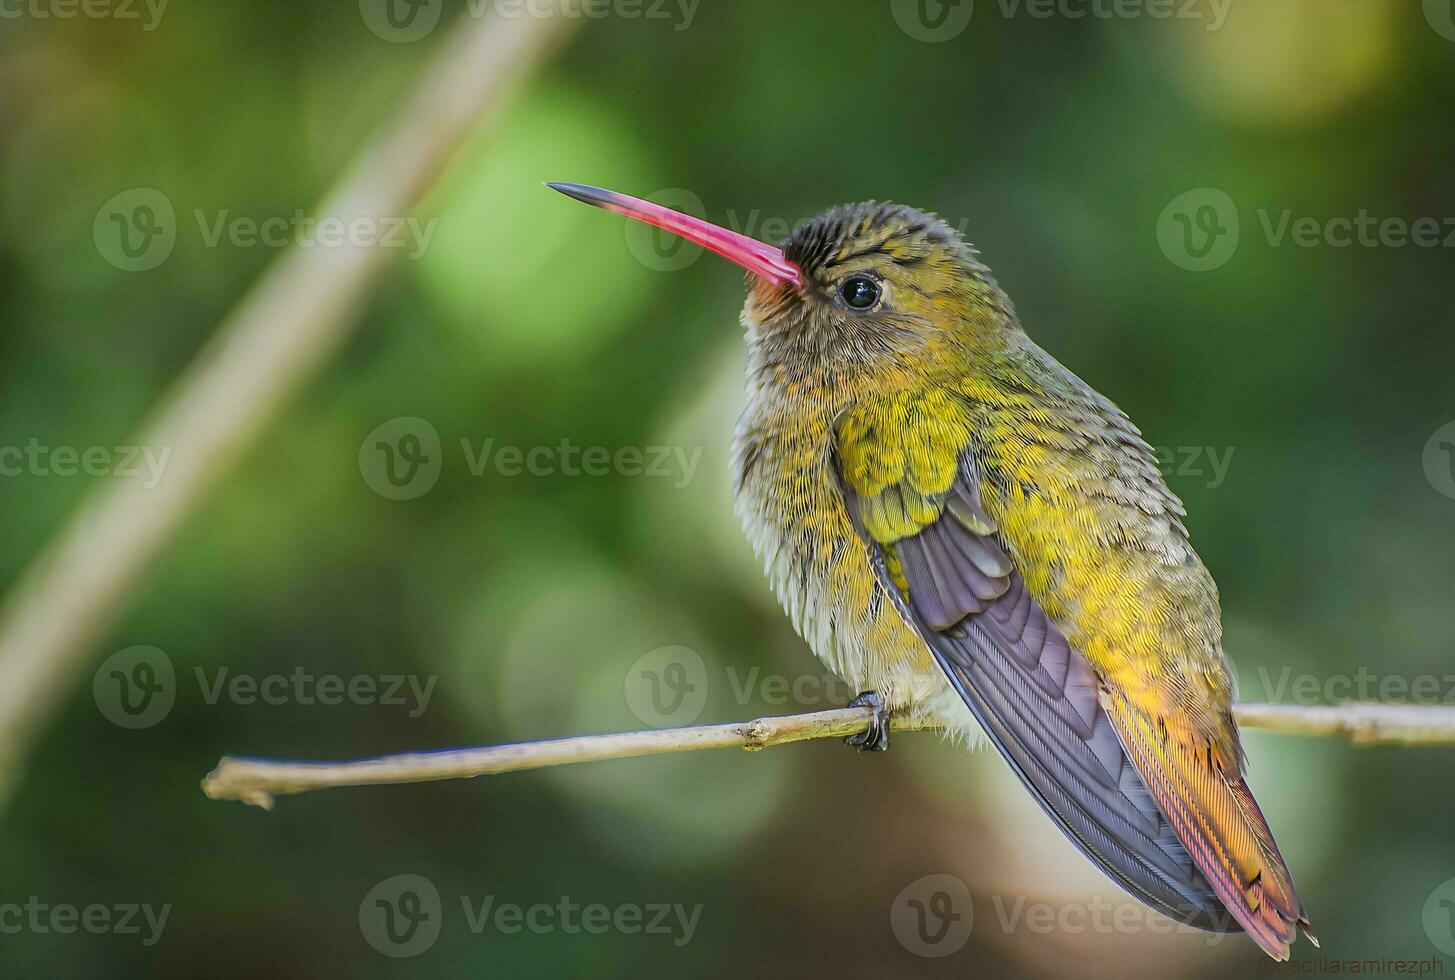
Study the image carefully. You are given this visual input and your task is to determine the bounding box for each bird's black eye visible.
[839,276,882,310]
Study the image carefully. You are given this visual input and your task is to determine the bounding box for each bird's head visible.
[549,183,1018,385]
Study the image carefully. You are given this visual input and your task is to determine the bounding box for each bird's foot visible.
[844,691,890,752]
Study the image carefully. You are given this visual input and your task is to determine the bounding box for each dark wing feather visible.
[843,452,1236,931]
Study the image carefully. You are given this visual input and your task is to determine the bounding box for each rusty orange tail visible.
[1104,693,1317,960]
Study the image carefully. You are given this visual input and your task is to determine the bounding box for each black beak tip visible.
[545,182,615,209]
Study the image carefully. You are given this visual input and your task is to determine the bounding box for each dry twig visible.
[202,699,1455,810]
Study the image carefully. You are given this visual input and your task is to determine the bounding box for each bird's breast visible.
[730,395,950,713]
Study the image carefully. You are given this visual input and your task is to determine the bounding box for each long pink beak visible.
[547,182,803,289]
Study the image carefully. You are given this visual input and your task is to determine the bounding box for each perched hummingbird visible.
[550,183,1316,959]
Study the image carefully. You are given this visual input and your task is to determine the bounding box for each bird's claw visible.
[844,691,890,752]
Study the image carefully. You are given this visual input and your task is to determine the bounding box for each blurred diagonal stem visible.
[0,5,576,804]
[202,699,1455,810]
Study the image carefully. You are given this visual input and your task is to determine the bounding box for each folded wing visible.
[838,445,1238,931]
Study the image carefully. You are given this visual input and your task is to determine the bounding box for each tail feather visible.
[1227,776,1319,948]
[1104,692,1315,960]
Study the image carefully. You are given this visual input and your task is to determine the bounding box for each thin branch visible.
[1231,701,1455,746]
[202,706,912,810]
[202,700,1455,810]
[0,5,576,802]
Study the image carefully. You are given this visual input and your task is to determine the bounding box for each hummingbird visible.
[549,182,1316,960]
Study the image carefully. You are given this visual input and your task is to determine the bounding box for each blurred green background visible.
[2,0,1454,976]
